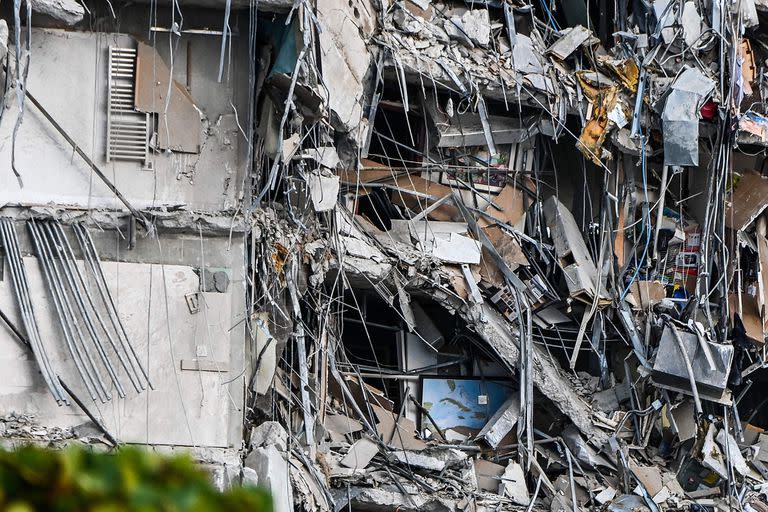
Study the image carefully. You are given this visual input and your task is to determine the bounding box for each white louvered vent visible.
[107,47,151,167]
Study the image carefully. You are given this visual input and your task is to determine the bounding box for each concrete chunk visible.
[473,459,505,492]
[245,445,293,512]
[390,448,466,471]
[543,196,605,300]
[325,413,364,436]
[307,171,340,212]
[444,9,490,47]
[547,25,592,60]
[30,0,84,25]
[499,461,528,503]
[250,421,288,451]
[475,395,520,449]
[340,437,379,470]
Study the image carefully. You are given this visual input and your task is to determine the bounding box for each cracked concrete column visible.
[462,303,607,446]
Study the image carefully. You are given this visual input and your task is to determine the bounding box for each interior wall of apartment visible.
[0,227,246,448]
[0,27,249,211]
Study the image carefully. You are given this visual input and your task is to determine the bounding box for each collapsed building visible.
[2,0,768,509]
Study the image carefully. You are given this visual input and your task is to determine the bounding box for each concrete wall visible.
[0,225,246,448]
[0,28,248,212]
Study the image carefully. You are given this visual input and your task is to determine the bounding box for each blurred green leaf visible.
[0,445,272,512]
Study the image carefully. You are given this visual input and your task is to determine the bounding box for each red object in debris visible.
[700,101,717,120]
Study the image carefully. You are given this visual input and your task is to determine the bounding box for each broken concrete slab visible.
[250,421,289,451]
[331,484,460,511]
[245,445,294,512]
[428,105,538,149]
[473,458,506,492]
[30,0,84,25]
[325,413,364,436]
[340,437,379,470]
[306,171,340,212]
[475,395,520,449]
[393,4,424,33]
[432,233,482,264]
[681,1,702,47]
[443,429,467,443]
[547,25,593,60]
[543,196,605,301]
[499,461,528,504]
[444,9,491,47]
[302,147,341,170]
[389,448,466,471]
[461,303,608,445]
[242,466,259,487]
[315,0,375,137]
[0,20,8,64]
[390,219,481,264]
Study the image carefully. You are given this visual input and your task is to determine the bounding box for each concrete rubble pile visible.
[247,0,768,509]
[2,0,768,510]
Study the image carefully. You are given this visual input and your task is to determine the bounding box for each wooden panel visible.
[725,171,768,231]
[135,42,201,153]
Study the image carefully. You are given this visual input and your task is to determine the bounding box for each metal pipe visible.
[563,441,578,512]
[27,220,101,402]
[0,219,65,403]
[73,223,152,389]
[0,221,50,395]
[41,222,126,398]
[3,220,65,403]
[50,222,142,393]
[0,303,119,446]
[0,305,27,343]
[58,378,119,447]
[0,219,64,402]
[652,164,669,262]
[35,221,111,400]
[287,263,315,455]
[525,475,543,512]
[663,318,703,416]
[408,395,446,441]
[343,317,402,331]
[34,220,111,401]
[71,224,144,393]
[24,91,153,233]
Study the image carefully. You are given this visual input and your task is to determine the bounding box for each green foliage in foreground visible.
[0,445,271,512]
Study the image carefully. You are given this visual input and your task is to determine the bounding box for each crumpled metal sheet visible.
[661,68,715,166]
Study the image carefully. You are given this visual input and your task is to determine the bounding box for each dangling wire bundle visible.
[0,218,66,404]
[26,219,153,402]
